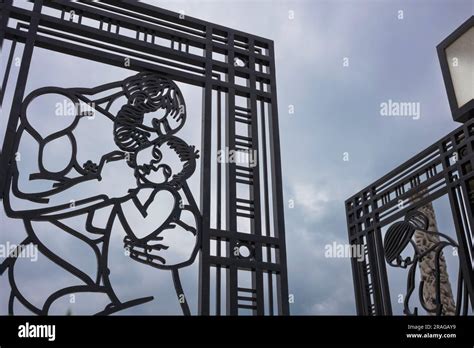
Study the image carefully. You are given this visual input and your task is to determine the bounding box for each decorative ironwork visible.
[345,118,474,315]
[384,211,467,316]
[0,0,289,316]
[1,72,200,315]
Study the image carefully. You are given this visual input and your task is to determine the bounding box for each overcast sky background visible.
[0,0,473,315]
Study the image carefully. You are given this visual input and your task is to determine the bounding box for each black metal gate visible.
[0,0,289,316]
[345,119,474,315]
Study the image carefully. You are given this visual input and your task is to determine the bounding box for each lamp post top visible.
[437,16,474,123]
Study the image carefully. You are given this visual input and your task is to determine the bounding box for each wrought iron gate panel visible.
[345,119,474,315]
[0,0,289,316]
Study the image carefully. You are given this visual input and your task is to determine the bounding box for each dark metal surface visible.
[0,0,289,315]
[1,72,201,315]
[346,119,474,315]
[384,211,468,316]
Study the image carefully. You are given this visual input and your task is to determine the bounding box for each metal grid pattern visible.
[345,118,474,315]
[0,0,289,315]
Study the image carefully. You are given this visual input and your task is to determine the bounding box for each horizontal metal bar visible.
[235,135,252,142]
[115,0,274,46]
[236,198,254,205]
[237,295,256,302]
[4,27,273,101]
[10,6,206,67]
[346,119,473,204]
[208,256,281,273]
[235,105,251,112]
[234,117,252,125]
[210,228,280,246]
[235,111,251,118]
[41,0,274,65]
[349,176,448,226]
[236,212,255,219]
[47,0,208,46]
[348,188,449,240]
[235,165,253,173]
[30,24,206,75]
[235,178,253,185]
[235,141,252,149]
[235,171,253,179]
[236,204,254,212]
[76,0,206,40]
[12,2,274,81]
[237,287,256,294]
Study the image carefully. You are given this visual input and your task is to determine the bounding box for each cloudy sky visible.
[0,0,472,315]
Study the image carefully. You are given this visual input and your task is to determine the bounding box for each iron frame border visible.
[0,0,289,316]
[345,119,474,315]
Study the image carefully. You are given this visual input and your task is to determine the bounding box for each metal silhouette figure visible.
[0,0,290,316]
[384,210,467,316]
[0,72,201,315]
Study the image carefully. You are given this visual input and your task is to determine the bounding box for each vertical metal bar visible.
[198,24,213,316]
[370,187,393,315]
[357,242,370,314]
[0,0,43,199]
[215,87,222,316]
[347,209,366,315]
[373,226,392,314]
[248,38,264,315]
[260,99,274,315]
[0,39,16,106]
[365,231,384,315]
[441,136,474,308]
[135,26,141,40]
[457,179,474,308]
[260,100,271,238]
[0,0,12,54]
[267,40,290,315]
[226,30,238,316]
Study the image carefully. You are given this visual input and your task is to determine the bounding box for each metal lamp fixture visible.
[437,16,474,123]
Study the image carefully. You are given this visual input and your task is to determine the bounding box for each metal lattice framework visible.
[384,210,465,315]
[0,0,289,316]
[346,119,474,315]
